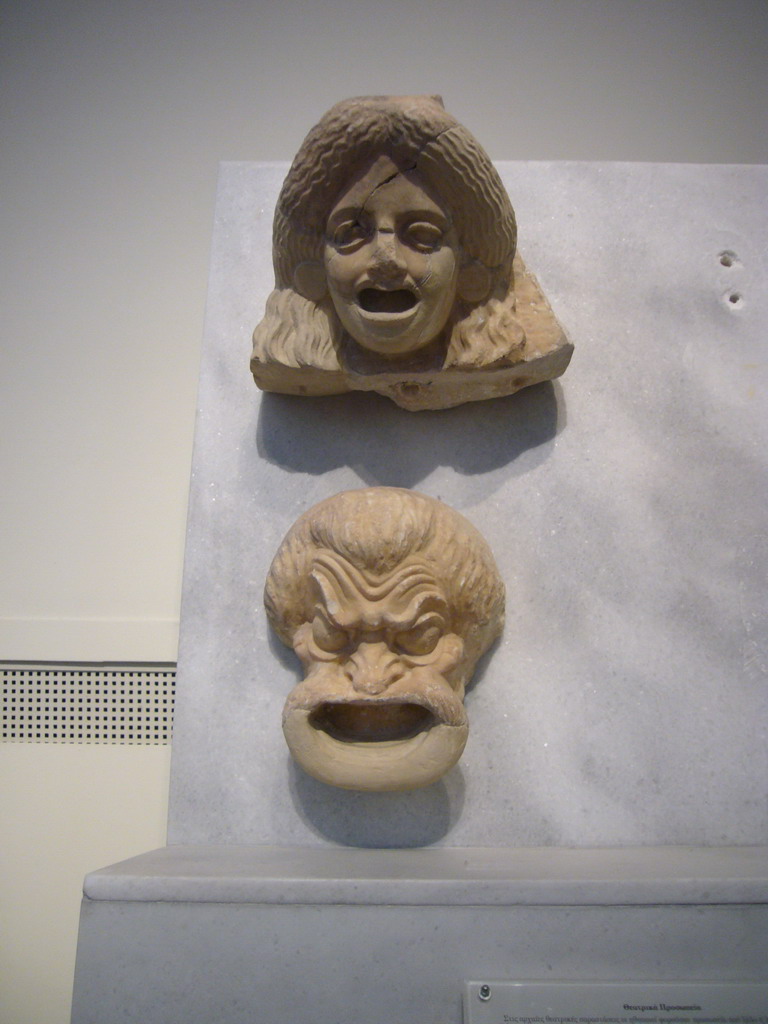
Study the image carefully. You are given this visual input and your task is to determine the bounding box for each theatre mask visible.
[251,94,573,411]
[264,488,504,791]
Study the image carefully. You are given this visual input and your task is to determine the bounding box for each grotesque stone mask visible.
[265,488,504,791]
[251,94,573,411]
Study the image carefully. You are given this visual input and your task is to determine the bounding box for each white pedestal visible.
[72,161,768,1021]
[71,846,768,1023]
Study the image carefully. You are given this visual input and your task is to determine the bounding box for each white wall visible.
[1,1,766,1021]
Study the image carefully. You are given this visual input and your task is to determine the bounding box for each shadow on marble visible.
[287,757,465,847]
[255,381,564,488]
[464,633,501,696]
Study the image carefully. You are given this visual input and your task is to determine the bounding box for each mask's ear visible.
[292,621,314,669]
[457,260,491,304]
[293,261,327,302]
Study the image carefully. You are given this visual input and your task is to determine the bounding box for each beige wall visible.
[1,1,766,1021]
[0,744,170,1024]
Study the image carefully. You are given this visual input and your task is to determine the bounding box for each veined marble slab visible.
[168,162,768,849]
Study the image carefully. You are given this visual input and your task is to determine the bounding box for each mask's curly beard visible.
[282,663,468,792]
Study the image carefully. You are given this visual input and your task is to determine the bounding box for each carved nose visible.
[345,641,404,695]
[371,234,406,280]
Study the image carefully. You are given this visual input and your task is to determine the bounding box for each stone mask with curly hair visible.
[251,95,572,410]
[265,488,504,791]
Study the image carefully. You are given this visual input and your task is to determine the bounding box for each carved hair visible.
[253,96,523,371]
[265,488,504,668]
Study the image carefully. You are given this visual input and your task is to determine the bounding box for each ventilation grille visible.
[1,664,175,744]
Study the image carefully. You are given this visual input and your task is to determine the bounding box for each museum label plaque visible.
[464,982,768,1024]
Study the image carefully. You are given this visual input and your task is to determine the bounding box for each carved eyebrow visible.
[310,555,431,627]
[399,209,449,227]
[384,591,447,631]
[355,559,438,601]
[313,602,345,632]
[326,206,367,229]
[326,207,450,234]
[385,567,442,603]
[311,553,448,630]
[310,556,361,620]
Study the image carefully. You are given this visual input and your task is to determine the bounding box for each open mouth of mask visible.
[308,700,436,742]
[357,287,418,315]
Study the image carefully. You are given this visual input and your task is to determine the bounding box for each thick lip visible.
[282,707,469,790]
[308,700,437,743]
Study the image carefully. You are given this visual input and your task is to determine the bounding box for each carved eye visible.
[402,220,443,253]
[394,615,444,656]
[330,219,370,252]
[312,613,348,653]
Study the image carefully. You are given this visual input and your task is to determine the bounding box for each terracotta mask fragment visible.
[251,94,573,410]
[265,488,505,791]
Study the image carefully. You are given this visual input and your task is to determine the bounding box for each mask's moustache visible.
[282,664,467,733]
[282,674,469,791]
